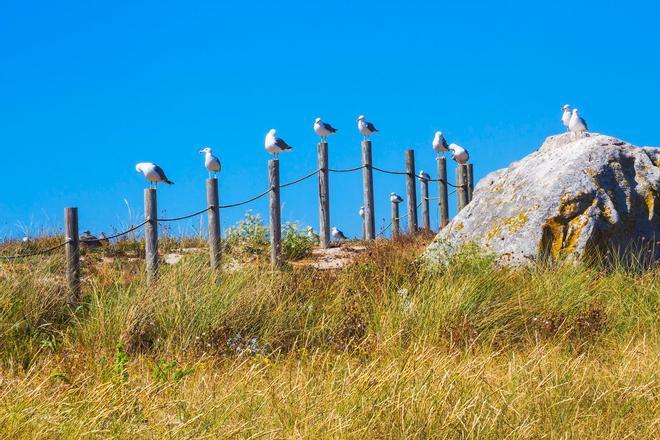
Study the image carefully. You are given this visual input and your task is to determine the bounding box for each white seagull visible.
[390,192,403,203]
[359,206,365,218]
[569,109,588,138]
[199,147,221,177]
[432,131,449,154]
[448,144,469,164]
[314,118,338,141]
[561,104,572,130]
[136,162,174,187]
[357,115,378,139]
[265,129,293,158]
[418,170,430,181]
[331,226,347,241]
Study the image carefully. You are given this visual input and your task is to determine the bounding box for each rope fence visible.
[0,240,71,260]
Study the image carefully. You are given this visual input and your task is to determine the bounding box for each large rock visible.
[426,133,660,265]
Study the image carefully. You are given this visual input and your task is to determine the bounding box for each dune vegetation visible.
[0,222,658,438]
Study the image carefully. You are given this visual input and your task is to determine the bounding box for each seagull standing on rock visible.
[136,163,174,187]
[199,147,221,178]
[561,104,572,130]
[265,129,293,158]
[314,118,338,141]
[448,144,469,164]
[331,226,347,241]
[433,131,449,155]
[357,115,378,139]
[569,109,588,138]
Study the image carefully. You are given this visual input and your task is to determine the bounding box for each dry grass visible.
[0,235,658,438]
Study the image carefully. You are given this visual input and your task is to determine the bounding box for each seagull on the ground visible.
[390,192,403,203]
[80,230,102,248]
[331,226,348,241]
[561,104,572,130]
[418,170,430,182]
[569,109,588,138]
[314,118,338,141]
[265,129,293,158]
[359,206,365,218]
[448,144,469,164]
[433,131,449,155]
[199,147,221,178]
[357,115,378,139]
[136,162,174,187]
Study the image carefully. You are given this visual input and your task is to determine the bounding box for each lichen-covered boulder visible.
[426,133,660,266]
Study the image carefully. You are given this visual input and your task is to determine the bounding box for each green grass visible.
[0,236,657,438]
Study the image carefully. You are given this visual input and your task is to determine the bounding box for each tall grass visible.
[0,236,657,438]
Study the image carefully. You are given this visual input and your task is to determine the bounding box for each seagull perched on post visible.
[448,144,469,164]
[432,131,449,155]
[265,129,293,158]
[569,109,588,138]
[331,226,347,241]
[561,104,572,130]
[199,147,221,178]
[390,192,403,203]
[418,170,430,182]
[357,115,378,139]
[135,163,174,187]
[314,118,338,141]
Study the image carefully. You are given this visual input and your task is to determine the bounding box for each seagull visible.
[569,109,588,138]
[448,144,469,164]
[199,147,221,178]
[432,131,449,155]
[359,206,365,218]
[418,170,430,182]
[80,230,102,248]
[331,226,347,241]
[314,118,338,141]
[357,115,378,139]
[265,129,293,158]
[390,192,403,203]
[135,163,174,187]
[561,104,572,130]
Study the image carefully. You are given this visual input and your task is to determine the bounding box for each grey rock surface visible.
[426,133,660,265]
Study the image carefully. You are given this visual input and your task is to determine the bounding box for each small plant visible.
[113,343,129,382]
[223,211,269,256]
[152,358,194,383]
[281,223,315,260]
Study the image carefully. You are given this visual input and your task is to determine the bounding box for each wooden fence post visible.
[317,142,330,248]
[144,188,158,286]
[437,156,449,228]
[419,174,430,231]
[405,150,418,233]
[206,178,221,270]
[456,165,469,212]
[361,140,375,240]
[391,201,400,239]
[467,163,474,202]
[64,207,80,305]
[269,159,282,267]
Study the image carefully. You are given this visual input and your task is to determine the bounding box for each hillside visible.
[0,235,658,438]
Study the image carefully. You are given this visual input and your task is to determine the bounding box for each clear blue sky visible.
[1,0,659,238]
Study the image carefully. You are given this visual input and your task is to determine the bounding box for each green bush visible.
[281,223,316,260]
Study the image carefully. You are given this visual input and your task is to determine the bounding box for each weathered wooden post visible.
[269,159,282,267]
[467,163,474,202]
[391,200,400,239]
[206,178,221,270]
[361,140,375,240]
[64,207,80,305]
[405,150,418,233]
[456,165,469,212]
[317,141,330,248]
[419,173,430,231]
[144,188,158,286]
[437,156,449,228]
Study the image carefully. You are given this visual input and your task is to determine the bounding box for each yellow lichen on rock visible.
[503,212,529,234]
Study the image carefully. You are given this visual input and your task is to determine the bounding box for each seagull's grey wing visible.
[153,165,174,184]
[366,122,378,132]
[323,122,337,133]
[275,137,292,150]
[580,117,588,130]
